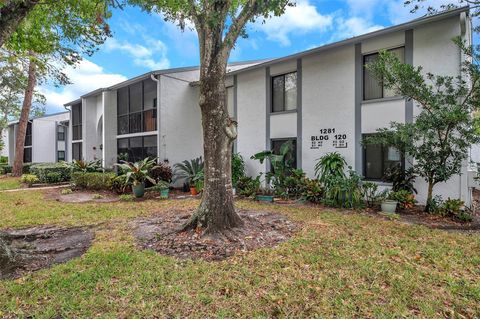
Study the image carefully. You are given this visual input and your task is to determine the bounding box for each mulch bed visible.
[0,226,94,279]
[45,189,119,203]
[132,210,298,261]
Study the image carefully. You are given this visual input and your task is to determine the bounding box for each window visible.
[363,134,402,180]
[72,142,82,161]
[57,151,65,161]
[363,47,404,100]
[226,86,234,117]
[72,103,82,140]
[117,135,157,163]
[117,79,157,135]
[272,72,297,113]
[24,122,32,146]
[57,125,65,141]
[271,138,297,170]
[23,147,32,163]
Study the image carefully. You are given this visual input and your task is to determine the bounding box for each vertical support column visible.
[265,67,271,173]
[233,75,238,154]
[354,43,363,175]
[55,122,58,162]
[296,58,302,170]
[102,90,118,169]
[405,29,414,124]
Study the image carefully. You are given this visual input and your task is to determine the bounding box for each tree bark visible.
[0,0,39,47]
[183,41,243,233]
[12,58,36,177]
[425,180,434,212]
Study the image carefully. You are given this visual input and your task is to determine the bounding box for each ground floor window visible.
[57,151,65,162]
[23,147,32,163]
[117,135,157,163]
[72,142,82,161]
[363,134,402,180]
[271,138,297,170]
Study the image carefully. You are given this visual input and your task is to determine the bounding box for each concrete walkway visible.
[0,184,70,193]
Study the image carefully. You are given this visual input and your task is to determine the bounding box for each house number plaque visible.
[310,128,348,149]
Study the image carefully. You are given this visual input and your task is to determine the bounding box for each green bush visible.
[236,175,261,198]
[22,163,34,174]
[0,156,7,164]
[0,165,12,174]
[21,174,39,187]
[302,178,323,203]
[149,162,173,183]
[388,190,417,209]
[71,172,116,190]
[112,175,128,194]
[436,198,472,222]
[232,153,246,187]
[277,169,307,200]
[30,163,70,183]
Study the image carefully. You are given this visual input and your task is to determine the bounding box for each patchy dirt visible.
[46,189,119,203]
[132,210,298,261]
[0,226,94,279]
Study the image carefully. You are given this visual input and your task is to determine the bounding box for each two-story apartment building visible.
[5,7,474,205]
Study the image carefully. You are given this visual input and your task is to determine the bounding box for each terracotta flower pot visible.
[190,186,198,196]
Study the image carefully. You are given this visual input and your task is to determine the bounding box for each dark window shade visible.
[23,147,32,163]
[129,82,143,113]
[72,103,82,140]
[129,113,142,133]
[117,87,129,115]
[24,122,32,146]
[72,142,82,161]
[143,79,157,110]
[272,76,285,112]
[363,47,405,100]
[363,134,403,180]
[57,125,65,141]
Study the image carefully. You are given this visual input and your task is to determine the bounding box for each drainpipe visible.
[150,73,163,163]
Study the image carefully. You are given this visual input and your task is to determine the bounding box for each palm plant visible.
[115,158,157,186]
[173,157,204,186]
[70,159,102,173]
[314,152,347,186]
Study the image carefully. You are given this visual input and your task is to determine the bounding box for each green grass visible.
[0,177,21,191]
[0,189,479,318]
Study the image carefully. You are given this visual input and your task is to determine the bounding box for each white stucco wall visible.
[302,45,356,177]
[236,68,267,177]
[31,113,68,163]
[103,91,117,169]
[83,95,103,161]
[1,129,9,159]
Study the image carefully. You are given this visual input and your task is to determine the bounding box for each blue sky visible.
[42,0,473,113]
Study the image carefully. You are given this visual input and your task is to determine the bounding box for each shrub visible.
[437,198,472,222]
[236,175,261,198]
[30,163,70,183]
[149,162,173,182]
[173,157,203,186]
[70,159,103,173]
[232,153,246,187]
[324,170,364,209]
[361,182,382,207]
[119,194,135,202]
[302,178,323,203]
[21,174,39,187]
[112,175,128,194]
[22,163,34,174]
[388,190,417,209]
[383,166,417,194]
[0,156,7,164]
[276,169,307,200]
[71,172,116,190]
[0,165,12,174]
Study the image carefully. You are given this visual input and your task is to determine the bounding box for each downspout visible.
[150,73,162,162]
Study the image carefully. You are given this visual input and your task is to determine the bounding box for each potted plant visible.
[256,187,275,202]
[173,157,203,194]
[115,158,157,198]
[154,180,170,199]
[381,191,398,213]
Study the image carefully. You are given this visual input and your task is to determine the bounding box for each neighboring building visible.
[6,112,69,165]
[63,61,264,169]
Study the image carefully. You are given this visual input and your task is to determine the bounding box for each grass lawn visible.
[0,176,21,191]
[0,189,479,318]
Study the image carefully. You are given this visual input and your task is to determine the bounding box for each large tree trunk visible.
[183,59,243,234]
[0,0,39,47]
[425,180,434,212]
[12,58,36,177]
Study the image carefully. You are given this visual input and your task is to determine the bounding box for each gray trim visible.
[233,75,238,154]
[265,67,271,173]
[355,43,363,175]
[405,29,414,124]
[55,122,58,162]
[361,96,405,104]
[227,7,468,77]
[296,58,302,170]
[269,109,297,115]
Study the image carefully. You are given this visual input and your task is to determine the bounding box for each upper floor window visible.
[24,122,32,146]
[57,125,65,141]
[72,103,82,140]
[272,72,297,113]
[363,47,404,100]
[117,78,157,135]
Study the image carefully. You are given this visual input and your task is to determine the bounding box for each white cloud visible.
[103,36,170,70]
[39,59,127,113]
[334,16,384,41]
[255,0,333,46]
